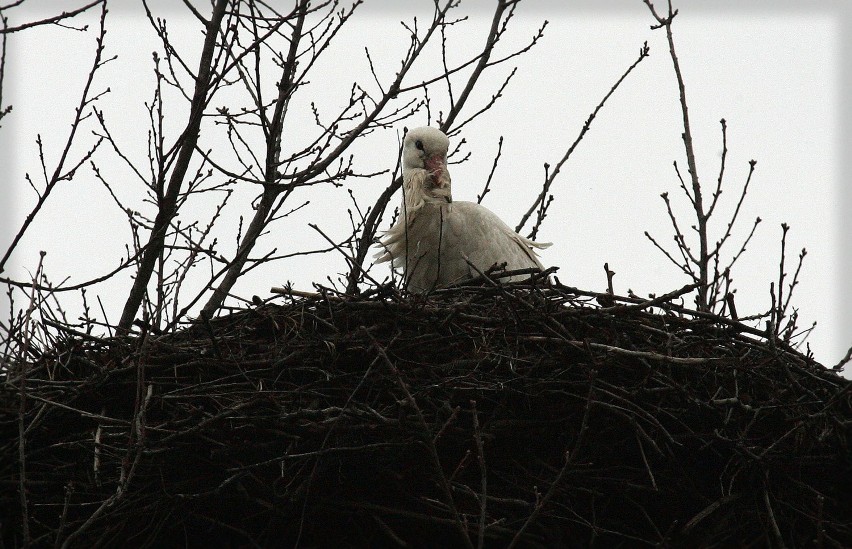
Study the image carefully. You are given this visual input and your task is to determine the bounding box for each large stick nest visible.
[1,281,850,548]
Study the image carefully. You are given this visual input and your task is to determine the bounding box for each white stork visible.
[375,127,550,292]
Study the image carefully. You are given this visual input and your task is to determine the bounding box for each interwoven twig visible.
[1,281,849,547]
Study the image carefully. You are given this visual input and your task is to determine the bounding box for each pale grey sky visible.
[2,1,849,372]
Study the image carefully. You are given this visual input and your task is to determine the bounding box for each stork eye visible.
[415,139,424,151]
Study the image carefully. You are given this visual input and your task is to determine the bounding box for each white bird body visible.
[376,127,550,293]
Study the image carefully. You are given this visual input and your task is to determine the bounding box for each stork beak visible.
[425,155,450,187]
[424,154,451,203]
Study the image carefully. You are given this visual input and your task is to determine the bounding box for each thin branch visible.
[0,0,103,34]
[471,400,488,549]
[477,135,503,204]
[706,118,728,218]
[118,0,230,330]
[517,42,649,234]
[0,1,109,274]
[644,0,709,310]
[363,327,475,549]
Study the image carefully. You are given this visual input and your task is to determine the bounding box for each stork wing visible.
[443,201,550,281]
[375,201,550,292]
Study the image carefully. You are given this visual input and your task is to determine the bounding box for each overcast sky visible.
[2,0,849,373]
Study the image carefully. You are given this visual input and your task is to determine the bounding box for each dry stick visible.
[293,333,385,547]
[41,317,111,344]
[60,375,153,548]
[21,401,50,439]
[516,42,650,235]
[395,12,544,99]
[552,281,787,344]
[601,282,697,313]
[200,310,224,359]
[460,260,576,346]
[371,514,409,548]
[832,345,852,372]
[15,252,46,547]
[54,483,74,549]
[363,327,475,549]
[507,373,596,549]
[707,127,759,267]
[471,400,488,549]
[438,14,455,109]
[434,405,462,445]
[23,395,130,426]
[452,67,519,134]
[162,248,276,333]
[635,431,658,490]
[681,494,740,534]
[604,262,616,295]
[225,442,409,470]
[644,227,693,279]
[523,336,717,365]
[763,488,787,549]
[775,225,808,342]
[271,287,345,300]
[782,247,807,321]
[337,501,485,532]
[725,292,739,321]
[450,266,556,289]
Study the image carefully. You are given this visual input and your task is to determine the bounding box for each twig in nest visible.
[362,326,475,549]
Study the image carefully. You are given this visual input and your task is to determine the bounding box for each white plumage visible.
[376,127,550,293]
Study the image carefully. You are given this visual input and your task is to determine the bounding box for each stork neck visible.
[404,165,451,205]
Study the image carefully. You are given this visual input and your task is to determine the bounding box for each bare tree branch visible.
[516,42,650,235]
[0,0,103,34]
[117,0,230,331]
[0,1,109,274]
[644,1,709,310]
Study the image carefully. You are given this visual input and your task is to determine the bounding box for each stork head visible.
[402,126,452,210]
